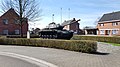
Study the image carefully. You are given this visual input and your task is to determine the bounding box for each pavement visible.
[0,42,120,67]
[0,55,39,67]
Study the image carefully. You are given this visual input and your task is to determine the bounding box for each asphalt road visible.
[0,45,57,67]
[0,44,120,67]
[0,55,39,67]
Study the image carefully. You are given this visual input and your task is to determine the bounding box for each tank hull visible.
[39,30,73,40]
[39,22,73,40]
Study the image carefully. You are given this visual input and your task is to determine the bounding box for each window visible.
[100,30,104,34]
[119,22,120,25]
[112,30,118,34]
[3,30,8,35]
[3,19,8,24]
[14,19,19,24]
[99,24,104,26]
[15,30,20,35]
[112,22,118,26]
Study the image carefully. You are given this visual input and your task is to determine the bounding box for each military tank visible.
[39,22,73,40]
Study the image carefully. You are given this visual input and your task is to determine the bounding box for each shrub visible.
[0,38,97,53]
[6,35,40,38]
[72,35,120,44]
[0,36,6,38]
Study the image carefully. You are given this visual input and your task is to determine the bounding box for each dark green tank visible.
[39,22,73,40]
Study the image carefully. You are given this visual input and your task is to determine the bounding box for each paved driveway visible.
[0,42,120,67]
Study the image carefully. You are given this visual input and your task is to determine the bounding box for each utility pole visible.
[68,8,70,19]
[52,14,54,22]
[61,8,62,23]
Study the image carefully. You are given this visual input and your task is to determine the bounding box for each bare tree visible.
[94,17,101,26]
[0,0,42,37]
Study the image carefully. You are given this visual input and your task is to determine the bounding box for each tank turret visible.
[39,22,73,40]
[44,22,64,30]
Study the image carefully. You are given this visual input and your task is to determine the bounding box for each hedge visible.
[6,35,40,38]
[72,35,120,44]
[0,38,97,53]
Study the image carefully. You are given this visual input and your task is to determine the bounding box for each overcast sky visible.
[1,0,120,29]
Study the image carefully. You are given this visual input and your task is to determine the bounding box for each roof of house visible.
[83,26,98,30]
[0,8,19,18]
[62,20,73,26]
[98,11,120,23]
[61,18,80,26]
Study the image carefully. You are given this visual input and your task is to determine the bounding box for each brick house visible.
[97,11,120,36]
[0,8,28,35]
[62,18,80,34]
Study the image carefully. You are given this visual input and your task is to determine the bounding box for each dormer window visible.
[99,23,104,26]
[112,22,118,26]
[3,19,8,24]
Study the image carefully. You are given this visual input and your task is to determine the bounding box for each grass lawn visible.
[106,42,120,46]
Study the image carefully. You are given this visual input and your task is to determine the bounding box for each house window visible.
[14,19,19,24]
[15,30,20,35]
[3,30,8,35]
[3,19,8,24]
[99,24,104,26]
[112,30,118,34]
[100,30,104,34]
[119,22,120,25]
[112,22,118,26]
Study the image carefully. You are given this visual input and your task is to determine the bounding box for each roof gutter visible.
[98,19,120,23]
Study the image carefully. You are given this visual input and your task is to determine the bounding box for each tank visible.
[39,22,73,40]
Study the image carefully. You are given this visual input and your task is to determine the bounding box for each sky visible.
[1,0,120,29]
[36,0,120,29]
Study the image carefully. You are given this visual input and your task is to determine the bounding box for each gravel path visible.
[97,42,120,53]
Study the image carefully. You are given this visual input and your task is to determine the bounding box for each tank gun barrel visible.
[77,19,81,22]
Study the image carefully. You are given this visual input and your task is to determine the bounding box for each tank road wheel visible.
[53,35,55,39]
[42,35,44,39]
[50,35,52,39]
[43,34,46,38]
[55,34,58,39]
[51,34,54,39]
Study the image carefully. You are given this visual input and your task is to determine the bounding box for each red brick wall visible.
[97,21,120,36]
[0,9,28,35]
[63,22,80,34]
[70,22,79,31]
